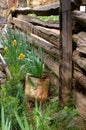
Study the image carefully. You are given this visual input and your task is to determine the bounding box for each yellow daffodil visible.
[4,47,8,51]
[19,53,25,59]
[12,40,17,46]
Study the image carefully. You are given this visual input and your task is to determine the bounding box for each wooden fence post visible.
[59,0,72,106]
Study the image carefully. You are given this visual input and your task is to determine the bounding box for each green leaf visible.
[14,111,25,130]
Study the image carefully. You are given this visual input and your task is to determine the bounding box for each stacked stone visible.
[27,0,58,7]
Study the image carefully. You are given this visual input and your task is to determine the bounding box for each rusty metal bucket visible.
[25,73,50,102]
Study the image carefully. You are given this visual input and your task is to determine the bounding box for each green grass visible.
[37,15,59,21]
[28,14,59,21]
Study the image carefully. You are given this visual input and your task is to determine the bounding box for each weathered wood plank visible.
[15,2,60,16]
[44,54,59,77]
[73,32,86,54]
[76,32,86,54]
[11,17,60,48]
[75,91,86,121]
[27,33,60,59]
[74,70,86,89]
[81,0,86,4]
[17,14,59,29]
[71,0,82,6]
[73,50,86,71]
[59,0,72,106]
[72,11,86,29]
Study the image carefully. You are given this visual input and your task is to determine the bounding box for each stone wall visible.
[0,0,26,18]
[0,0,7,17]
[18,0,27,7]
[27,0,59,7]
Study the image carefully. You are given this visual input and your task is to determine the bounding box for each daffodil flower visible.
[4,47,8,51]
[12,40,17,46]
[19,53,25,59]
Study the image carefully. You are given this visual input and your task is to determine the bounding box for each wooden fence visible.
[72,10,86,120]
[8,0,86,120]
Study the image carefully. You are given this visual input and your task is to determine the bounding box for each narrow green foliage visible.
[1,106,11,130]
[1,28,29,78]
[14,111,33,130]
[0,79,26,130]
[25,47,44,77]
[33,101,51,130]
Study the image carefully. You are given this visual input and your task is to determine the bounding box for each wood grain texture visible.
[72,11,86,30]
[17,14,59,29]
[11,17,60,48]
[59,0,72,106]
[73,50,86,71]
[74,69,86,89]
[75,91,86,121]
[27,33,60,59]
[15,2,60,16]
[73,32,86,54]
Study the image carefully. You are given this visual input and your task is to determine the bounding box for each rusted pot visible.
[25,73,50,102]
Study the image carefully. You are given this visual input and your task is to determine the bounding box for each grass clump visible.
[28,14,59,21]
